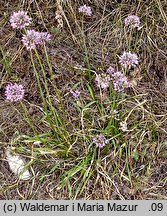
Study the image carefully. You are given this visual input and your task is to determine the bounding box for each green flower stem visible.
[34,49,70,142]
[30,51,57,135]
[81,16,91,81]
[43,44,68,124]
[20,101,38,137]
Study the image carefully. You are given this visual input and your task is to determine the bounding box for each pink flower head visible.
[22,30,41,50]
[39,32,52,43]
[70,89,81,98]
[22,30,52,50]
[5,83,24,102]
[119,51,139,69]
[124,15,140,28]
[111,71,129,92]
[10,10,32,29]
[95,73,111,89]
[107,66,115,75]
[93,134,109,148]
[79,5,92,16]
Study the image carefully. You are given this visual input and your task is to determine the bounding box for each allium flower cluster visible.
[111,71,129,92]
[92,134,109,148]
[39,32,52,42]
[79,5,92,16]
[107,66,115,75]
[119,51,139,69]
[95,73,111,89]
[5,83,24,102]
[124,15,140,28]
[70,89,81,98]
[10,10,32,29]
[22,30,51,50]
[22,30,40,50]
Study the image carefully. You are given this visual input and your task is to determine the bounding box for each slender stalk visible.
[30,51,57,135]
[81,16,91,81]
[34,49,70,142]
[43,44,67,122]
[20,101,38,136]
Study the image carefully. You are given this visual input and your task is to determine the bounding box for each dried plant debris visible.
[6,148,31,180]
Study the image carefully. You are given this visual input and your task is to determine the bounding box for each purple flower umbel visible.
[10,10,32,29]
[22,30,41,50]
[39,32,52,43]
[93,134,109,148]
[5,83,24,102]
[111,71,129,92]
[107,66,115,75]
[119,51,139,69]
[95,73,111,89]
[79,5,92,16]
[70,89,81,98]
[124,15,140,28]
[22,30,52,50]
